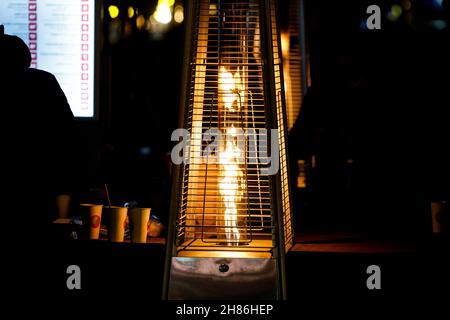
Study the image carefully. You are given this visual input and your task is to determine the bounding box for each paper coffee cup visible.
[80,204,103,240]
[129,208,151,243]
[431,201,448,234]
[56,194,71,219]
[107,206,128,242]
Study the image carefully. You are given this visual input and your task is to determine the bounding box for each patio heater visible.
[163,0,293,300]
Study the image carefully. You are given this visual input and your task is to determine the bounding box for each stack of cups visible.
[79,204,151,243]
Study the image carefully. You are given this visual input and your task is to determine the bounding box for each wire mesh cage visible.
[164,0,294,300]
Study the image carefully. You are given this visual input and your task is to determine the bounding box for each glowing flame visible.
[218,66,245,244]
[218,66,244,111]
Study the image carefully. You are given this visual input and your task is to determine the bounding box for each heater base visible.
[168,257,278,300]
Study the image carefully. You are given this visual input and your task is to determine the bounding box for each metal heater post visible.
[162,0,196,300]
[261,0,292,300]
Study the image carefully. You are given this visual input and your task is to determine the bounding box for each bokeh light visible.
[136,15,146,29]
[387,5,403,22]
[108,5,120,19]
[154,0,173,24]
[174,5,184,23]
[128,7,135,19]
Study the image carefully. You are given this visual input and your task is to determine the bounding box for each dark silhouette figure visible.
[1,29,77,295]
[1,31,76,223]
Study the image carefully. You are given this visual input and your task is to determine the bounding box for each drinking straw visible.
[104,183,112,208]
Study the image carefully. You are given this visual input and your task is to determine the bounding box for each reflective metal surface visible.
[168,257,278,299]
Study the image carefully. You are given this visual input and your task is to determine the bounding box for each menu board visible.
[1,0,96,117]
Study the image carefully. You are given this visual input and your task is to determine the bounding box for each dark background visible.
[289,0,450,238]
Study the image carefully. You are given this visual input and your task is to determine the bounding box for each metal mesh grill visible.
[269,0,294,253]
[174,0,292,257]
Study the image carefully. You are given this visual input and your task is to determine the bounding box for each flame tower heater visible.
[163,0,293,300]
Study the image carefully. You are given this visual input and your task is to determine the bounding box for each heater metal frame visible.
[163,0,293,300]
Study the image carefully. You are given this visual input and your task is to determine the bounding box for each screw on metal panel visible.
[219,264,229,273]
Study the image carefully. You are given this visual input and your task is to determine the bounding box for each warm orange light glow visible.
[218,66,243,110]
[209,4,218,16]
[280,31,290,92]
[281,31,294,129]
[177,239,273,258]
[136,15,145,29]
[174,5,184,23]
[218,66,246,244]
[280,32,290,55]
[178,250,271,259]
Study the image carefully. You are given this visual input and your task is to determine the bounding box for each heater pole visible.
[261,0,293,300]
[162,0,196,300]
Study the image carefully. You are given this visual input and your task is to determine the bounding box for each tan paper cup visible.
[56,194,71,219]
[80,204,103,240]
[129,208,151,243]
[431,201,448,234]
[107,206,128,242]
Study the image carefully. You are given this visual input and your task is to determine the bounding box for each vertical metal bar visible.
[273,0,295,252]
[249,90,265,230]
[260,0,290,300]
[274,0,295,297]
[259,0,280,299]
[201,94,217,242]
[187,0,211,240]
[162,0,197,300]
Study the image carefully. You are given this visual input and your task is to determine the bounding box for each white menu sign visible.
[1,0,96,117]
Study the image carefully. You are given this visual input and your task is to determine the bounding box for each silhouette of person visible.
[1,27,77,295]
[1,29,76,226]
